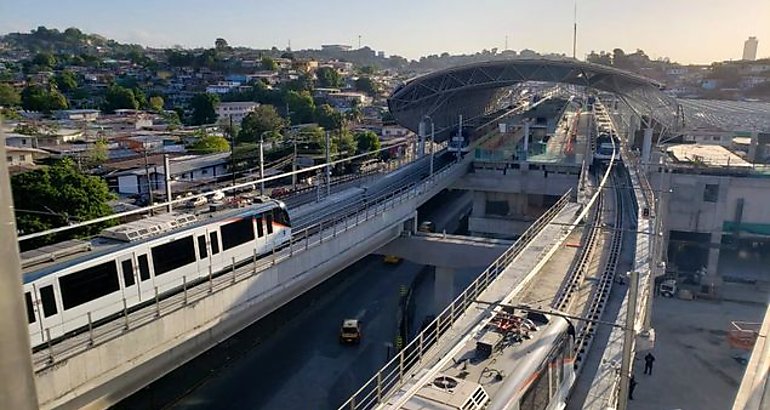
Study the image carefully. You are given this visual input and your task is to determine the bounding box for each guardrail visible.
[338,188,573,410]
[31,156,467,371]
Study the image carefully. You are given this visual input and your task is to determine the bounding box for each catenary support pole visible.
[618,270,639,410]
[0,143,39,409]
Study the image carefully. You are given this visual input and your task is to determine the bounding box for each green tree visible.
[21,85,69,112]
[53,70,78,93]
[355,130,381,155]
[316,66,342,88]
[32,52,56,69]
[261,56,278,71]
[86,138,109,168]
[336,130,357,155]
[188,131,231,154]
[316,104,344,131]
[0,83,21,106]
[285,90,315,124]
[214,38,229,51]
[103,85,138,113]
[148,95,165,112]
[239,105,286,143]
[354,76,379,96]
[282,74,314,93]
[189,93,220,125]
[11,158,115,248]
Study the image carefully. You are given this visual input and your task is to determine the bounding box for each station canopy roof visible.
[388,57,678,141]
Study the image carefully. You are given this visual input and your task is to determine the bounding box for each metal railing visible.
[31,157,467,372]
[338,189,573,410]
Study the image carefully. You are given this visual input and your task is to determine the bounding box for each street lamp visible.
[423,115,435,176]
[259,130,271,196]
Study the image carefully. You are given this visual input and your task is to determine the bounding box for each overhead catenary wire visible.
[17,140,412,242]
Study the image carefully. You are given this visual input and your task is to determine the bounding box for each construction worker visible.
[644,352,656,375]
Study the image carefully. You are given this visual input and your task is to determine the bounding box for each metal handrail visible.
[338,188,573,410]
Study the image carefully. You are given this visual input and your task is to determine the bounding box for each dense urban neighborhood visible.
[1,26,769,243]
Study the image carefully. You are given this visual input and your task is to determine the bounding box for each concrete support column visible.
[748,131,760,163]
[522,120,530,162]
[471,191,486,218]
[641,127,653,167]
[434,266,455,314]
[706,231,721,277]
[418,120,427,157]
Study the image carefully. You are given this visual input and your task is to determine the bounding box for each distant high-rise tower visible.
[743,36,758,61]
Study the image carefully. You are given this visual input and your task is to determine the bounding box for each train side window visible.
[25,292,36,324]
[122,259,136,287]
[265,213,274,235]
[210,231,220,255]
[59,262,121,310]
[198,235,208,259]
[151,236,196,276]
[138,254,151,281]
[40,285,58,317]
[256,216,264,237]
[221,217,255,251]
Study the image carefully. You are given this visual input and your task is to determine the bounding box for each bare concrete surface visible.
[628,292,767,410]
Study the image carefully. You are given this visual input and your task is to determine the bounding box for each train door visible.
[34,279,64,342]
[207,228,224,275]
[196,233,210,279]
[25,287,43,347]
[119,254,140,306]
[136,253,154,302]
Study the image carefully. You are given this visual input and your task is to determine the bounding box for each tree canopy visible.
[0,83,21,106]
[11,158,115,249]
[239,105,286,143]
[316,66,342,88]
[148,95,165,112]
[315,103,344,131]
[354,76,379,96]
[103,85,139,112]
[285,90,315,124]
[261,56,278,71]
[355,130,381,155]
[188,131,231,154]
[189,93,220,125]
[21,85,69,112]
[53,70,78,93]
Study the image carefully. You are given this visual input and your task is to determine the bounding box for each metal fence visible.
[337,189,573,410]
[32,157,467,371]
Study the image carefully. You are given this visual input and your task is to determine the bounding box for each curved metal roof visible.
[388,58,669,140]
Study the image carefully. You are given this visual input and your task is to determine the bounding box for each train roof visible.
[392,313,571,409]
[21,199,283,284]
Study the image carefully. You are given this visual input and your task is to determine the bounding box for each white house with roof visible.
[217,102,259,124]
[112,152,231,195]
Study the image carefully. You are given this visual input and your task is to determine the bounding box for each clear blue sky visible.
[1,0,768,63]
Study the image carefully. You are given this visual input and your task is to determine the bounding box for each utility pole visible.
[618,270,639,410]
[430,121,435,176]
[325,130,331,198]
[358,35,362,49]
[572,0,578,59]
[143,148,154,213]
[0,144,39,410]
[229,114,236,188]
[292,138,298,191]
[259,132,265,196]
[163,154,172,213]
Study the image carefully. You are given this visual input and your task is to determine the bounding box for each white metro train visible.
[21,199,291,348]
[392,312,575,410]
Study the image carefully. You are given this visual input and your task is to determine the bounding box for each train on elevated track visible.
[20,199,291,348]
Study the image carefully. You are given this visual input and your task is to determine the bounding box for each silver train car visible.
[392,313,575,410]
[21,199,291,348]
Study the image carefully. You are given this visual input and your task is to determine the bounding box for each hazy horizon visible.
[1,0,768,64]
